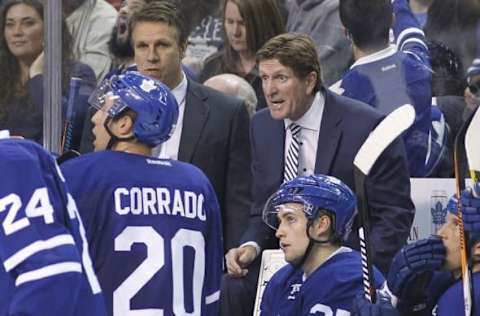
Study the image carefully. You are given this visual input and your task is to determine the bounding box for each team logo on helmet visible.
[140,79,157,93]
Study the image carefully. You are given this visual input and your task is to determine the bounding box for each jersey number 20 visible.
[114,226,205,316]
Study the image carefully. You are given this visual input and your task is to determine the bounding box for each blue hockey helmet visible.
[263,174,357,241]
[89,71,179,147]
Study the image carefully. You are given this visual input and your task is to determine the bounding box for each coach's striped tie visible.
[284,123,301,183]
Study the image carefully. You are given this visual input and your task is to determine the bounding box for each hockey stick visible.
[353,104,416,303]
[61,77,82,152]
[458,106,480,316]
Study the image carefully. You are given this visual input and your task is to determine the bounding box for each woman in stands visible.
[0,0,96,151]
[199,0,284,111]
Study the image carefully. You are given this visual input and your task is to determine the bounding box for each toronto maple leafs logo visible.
[431,200,447,225]
[287,283,302,300]
[140,79,157,93]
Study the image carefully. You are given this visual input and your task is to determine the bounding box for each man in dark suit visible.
[130,1,252,252]
[222,33,415,316]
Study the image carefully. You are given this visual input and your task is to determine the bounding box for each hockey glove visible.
[351,292,400,316]
[461,183,480,232]
[386,236,445,312]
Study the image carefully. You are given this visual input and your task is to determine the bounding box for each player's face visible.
[91,95,116,151]
[132,21,184,89]
[275,203,310,265]
[224,1,248,54]
[259,58,316,121]
[437,213,462,273]
[4,4,43,63]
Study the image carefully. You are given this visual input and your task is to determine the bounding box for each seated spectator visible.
[260,175,384,315]
[0,0,96,151]
[332,0,435,177]
[204,73,257,117]
[199,0,285,111]
[64,0,117,82]
[286,0,353,86]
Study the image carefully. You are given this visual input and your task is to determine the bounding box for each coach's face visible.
[275,203,310,265]
[259,58,317,121]
[132,21,184,89]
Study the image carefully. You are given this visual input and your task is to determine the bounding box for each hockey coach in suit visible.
[222,32,415,316]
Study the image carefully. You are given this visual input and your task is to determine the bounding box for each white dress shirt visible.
[153,72,188,160]
[284,91,325,176]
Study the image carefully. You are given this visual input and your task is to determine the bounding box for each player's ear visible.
[111,112,135,138]
[310,214,331,238]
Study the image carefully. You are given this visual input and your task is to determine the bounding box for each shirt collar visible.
[284,91,325,131]
[350,45,397,69]
[171,71,188,106]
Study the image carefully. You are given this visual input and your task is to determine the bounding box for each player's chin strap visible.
[104,116,135,150]
[296,221,339,268]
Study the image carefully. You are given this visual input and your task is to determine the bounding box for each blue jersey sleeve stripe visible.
[15,261,82,286]
[3,234,76,272]
[400,38,428,52]
[396,27,425,46]
[205,290,220,305]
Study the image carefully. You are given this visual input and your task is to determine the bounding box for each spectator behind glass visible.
[204,73,257,117]
[108,0,145,73]
[286,0,353,86]
[63,0,117,82]
[199,0,285,111]
[0,0,96,151]
[424,0,480,76]
[181,0,222,74]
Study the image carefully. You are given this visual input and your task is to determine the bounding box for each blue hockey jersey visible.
[331,0,433,177]
[0,139,106,315]
[260,247,385,316]
[61,151,223,316]
[433,272,480,316]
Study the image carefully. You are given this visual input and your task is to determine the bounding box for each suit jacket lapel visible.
[314,90,343,174]
[271,118,286,181]
[178,80,210,162]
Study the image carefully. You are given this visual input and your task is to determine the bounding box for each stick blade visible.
[354,104,415,175]
[465,107,480,174]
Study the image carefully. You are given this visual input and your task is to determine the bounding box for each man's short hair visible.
[129,1,188,45]
[256,33,322,92]
[339,0,392,51]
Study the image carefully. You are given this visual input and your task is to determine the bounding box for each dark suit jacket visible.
[180,79,252,252]
[241,88,414,273]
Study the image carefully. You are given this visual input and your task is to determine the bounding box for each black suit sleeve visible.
[364,137,415,274]
[223,101,253,251]
[240,113,281,250]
